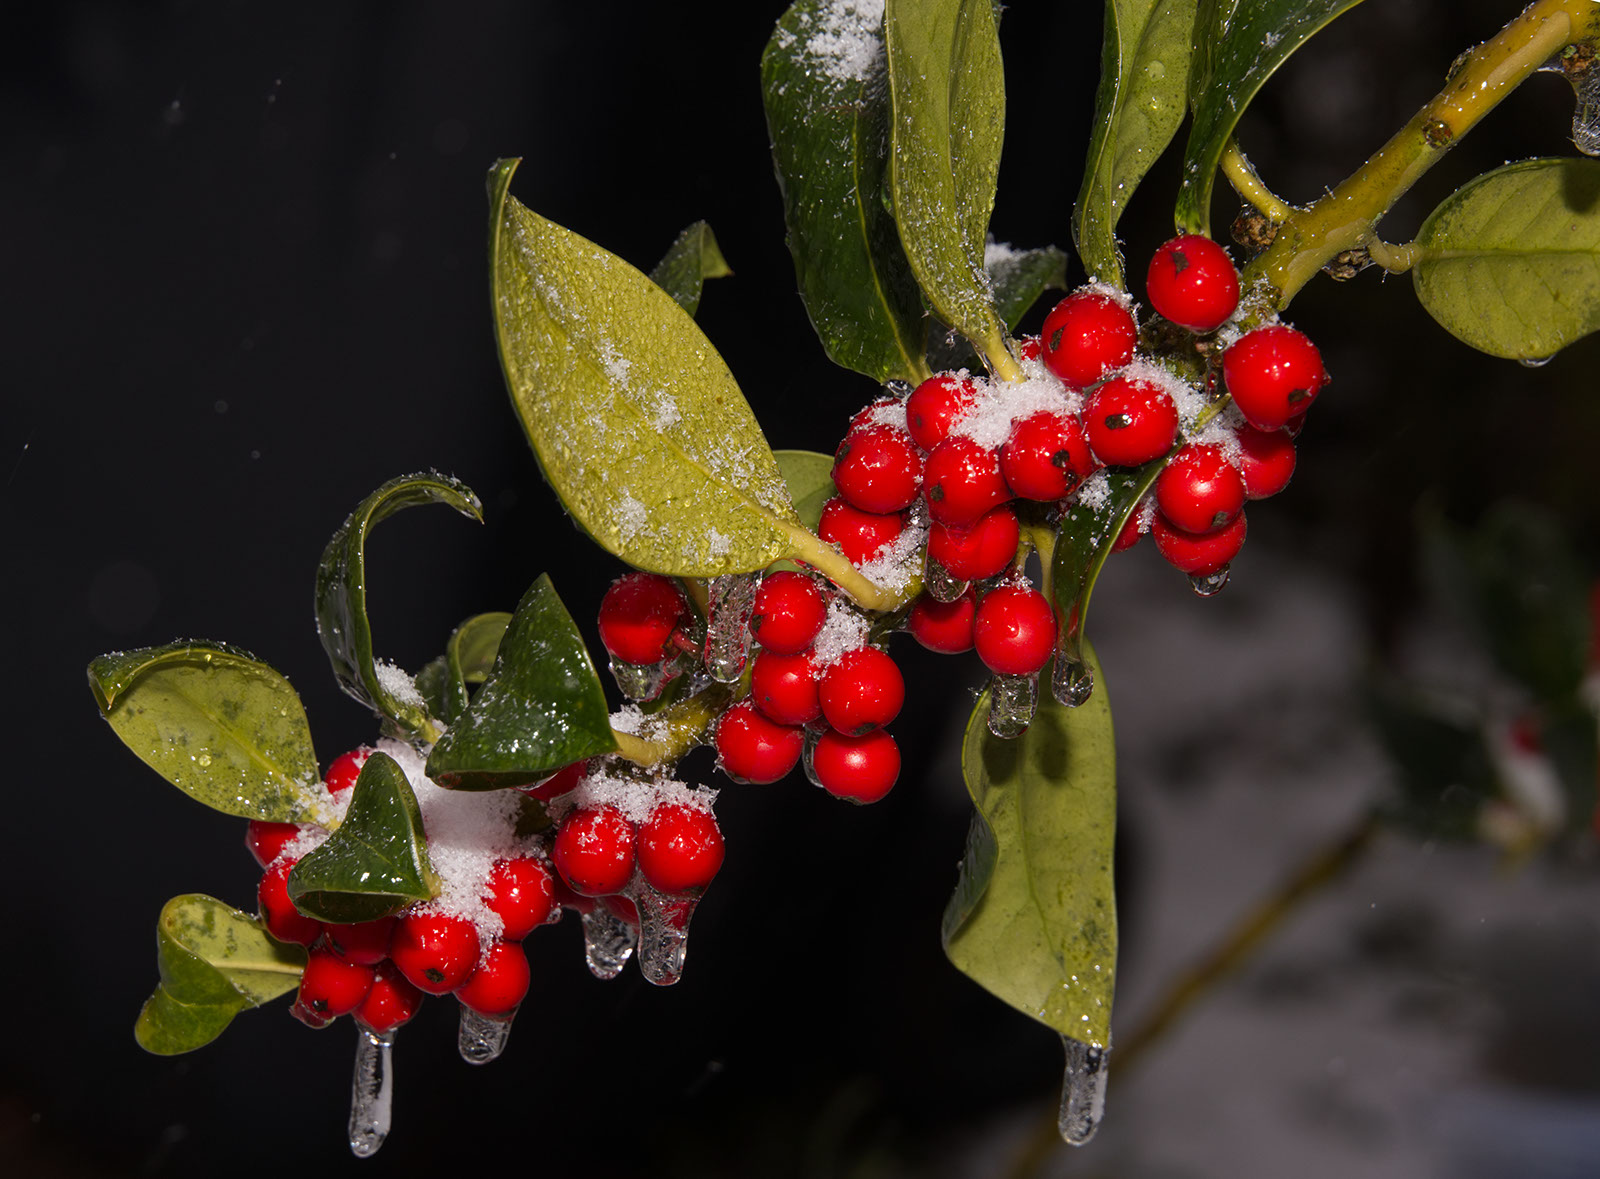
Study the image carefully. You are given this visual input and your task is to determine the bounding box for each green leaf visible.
[426,573,618,791]
[1076,0,1200,285]
[943,648,1118,1047]
[1176,0,1367,236]
[287,751,438,923]
[775,449,835,533]
[1051,465,1162,676]
[884,0,1009,363]
[1366,680,1494,842]
[987,243,1070,330]
[648,221,732,318]
[88,641,324,823]
[315,472,484,739]
[415,613,513,726]
[489,159,807,577]
[761,1,930,384]
[1412,158,1600,360]
[134,894,307,1054]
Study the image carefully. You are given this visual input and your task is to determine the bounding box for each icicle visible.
[703,573,760,681]
[1518,355,1555,369]
[348,1026,395,1159]
[802,726,824,788]
[987,673,1038,738]
[634,888,697,986]
[458,1006,514,1065]
[1052,654,1094,708]
[922,555,969,603]
[581,906,637,979]
[1574,66,1600,156]
[1188,567,1230,597]
[1058,1035,1110,1146]
[609,655,673,701]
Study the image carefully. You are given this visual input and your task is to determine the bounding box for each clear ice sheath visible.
[581,907,638,979]
[635,889,697,986]
[1575,68,1600,157]
[348,1026,395,1159]
[1188,566,1230,597]
[1058,1035,1110,1146]
[610,655,671,701]
[704,573,759,681]
[802,726,824,788]
[923,556,969,603]
[458,1006,513,1065]
[987,672,1038,738]
[1052,652,1094,708]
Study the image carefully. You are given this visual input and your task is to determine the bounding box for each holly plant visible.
[89,0,1600,1158]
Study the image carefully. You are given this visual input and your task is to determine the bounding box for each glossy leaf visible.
[1176,0,1367,235]
[987,243,1069,330]
[135,894,307,1055]
[1412,158,1600,360]
[761,0,929,384]
[1075,0,1199,285]
[1366,679,1495,842]
[648,221,732,318]
[88,641,324,823]
[884,0,1009,363]
[944,647,1118,1046]
[315,472,483,740]
[287,752,438,923]
[415,613,512,725]
[426,573,617,791]
[775,448,836,533]
[489,159,806,577]
[1051,465,1161,673]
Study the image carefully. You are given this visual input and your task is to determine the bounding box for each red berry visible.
[487,856,557,940]
[715,700,804,784]
[1039,290,1138,387]
[324,916,397,966]
[325,747,371,798]
[1151,510,1248,575]
[1222,325,1326,431]
[1111,508,1146,552]
[355,961,424,1034]
[638,804,725,895]
[833,425,924,514]
[1233,426,1297,500]
[749,649,822,726]
[927,505,1020,582]
[390,911,481,995]
[1084,375,1179,467]
[521,760,587,802]
[819,647,905,735]
[245,820,301,868]
[812,729,901,804]
[1146,235,1239,332]
[1000,411,1096,501]
[905,374,977,451]
[847,395,900,435]
[749,571,827,655]
[553,806,637,898]
[258,859,323,947]
[973,586,1058,676]
[548,872,595,915]
[1155,444,1245,534]
[817,497,906,566]
[454,940,530,1017]
[923,435,1012,528]
[295,948,375,1022]
[1016,336,1044,364]
[597,573,687,665]
[907,588,977,654]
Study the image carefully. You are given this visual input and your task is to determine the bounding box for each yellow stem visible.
[681,577,710,616]
[1220,141,1295,222]
[1364,237,1419,273]
[781,523,917,613]
[1246,0,1592,305]
[609,683,734,767]
[982,329,1026,383]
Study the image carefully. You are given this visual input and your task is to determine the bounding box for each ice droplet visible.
[348,1026,395,1158]
[922,555,969,603]
[987,673,1038,738]
[609,655,672,701]
[1518,354,1555,369]
[1058,1035,1110,1146]
[1188,567,1230,596]
[802,726,825,788]
[1573,67,1600,156]
[457,1006,513,1065]
[581,907,637,979]
[634,888,697,986]
[703,573,760,681]
[1052,656,1094,708]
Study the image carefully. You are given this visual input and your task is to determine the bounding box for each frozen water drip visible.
[1574,65,1600,156]
[1058,1034,1109,1146]
[987,672,1038,738]
[922,555,969,603]
[704,573,760,681]
[348,1026,395,1158]
[610,654,672,701]
[581,907,638,979]
[802,726,824,788]
[1188,567,1230,597]
[1052,655,1095,708]
[458,1006,514,1064]
[635,888,697,986]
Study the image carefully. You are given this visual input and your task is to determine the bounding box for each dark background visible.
[7,2,1599,1176]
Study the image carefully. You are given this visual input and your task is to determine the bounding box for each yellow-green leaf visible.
[1412,158,1600,360]
[489,159,806,577]
[775,449,836,533]
[648,220,732,318]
